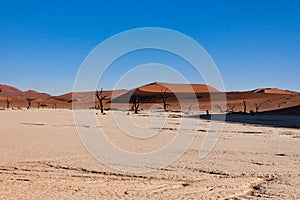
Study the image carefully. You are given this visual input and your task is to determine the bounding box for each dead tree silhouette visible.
[277,101,286,108]
[215,104,223,113]
[95,89,108,114]
[227,104,236,113]
[254,99,270,113]
[6,98,12,109]
[26,98,33,109]
[39,103,47,109]
[132,96,140,114]
[243,101,247,113]
[160,88,170,111]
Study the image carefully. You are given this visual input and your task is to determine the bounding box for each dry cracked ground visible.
[0,110,299,199]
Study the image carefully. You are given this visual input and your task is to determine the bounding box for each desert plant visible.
[160,88,170,111]
[95,88,108,114]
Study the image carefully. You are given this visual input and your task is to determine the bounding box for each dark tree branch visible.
[160,88,170,111]
[243,101,247,113]
[95,88,108,114]
[26,98,34,109]
[254,99,270,113]
[132,96,140,114]
[6,98,12,109]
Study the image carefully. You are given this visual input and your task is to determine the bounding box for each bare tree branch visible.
[254,99,270,113]
[26,98,34,109]
[95,88,108,114]
[160,88,170,111]
[6,98,12,109]
[243,101,247,113]
[227,104,235,113]
[132,96,140,114]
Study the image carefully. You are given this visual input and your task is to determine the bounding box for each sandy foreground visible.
[0,109,299,199]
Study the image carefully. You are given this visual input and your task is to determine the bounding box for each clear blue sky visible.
[0,0,299,95]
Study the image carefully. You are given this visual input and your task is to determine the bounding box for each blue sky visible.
[0,0,299,95]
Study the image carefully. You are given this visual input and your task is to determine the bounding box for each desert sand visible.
[0,109,299,199]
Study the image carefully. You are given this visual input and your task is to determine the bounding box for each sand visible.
[0,109,299,199]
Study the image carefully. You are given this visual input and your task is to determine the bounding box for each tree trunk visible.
[100,100,104,114]
[243,101,247,113]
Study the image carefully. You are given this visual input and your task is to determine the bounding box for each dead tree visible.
[183,104,193,115]
[215,104,223,113]
[277,101,285,108]
[206,110,210,115]
[95,89,108,114]
[26,98,33,109]
[187,104,193,115]
[6,98,12,109]
[40,103,47,109]
[227,104,236,113]
[132,97,140,114]
[254,99,270,113]
[243,101,247,113]
[160,89,170,111]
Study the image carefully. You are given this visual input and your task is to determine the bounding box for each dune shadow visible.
[190,114,300,129]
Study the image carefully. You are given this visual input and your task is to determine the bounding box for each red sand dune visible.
[1,83,300,114]
[139,82,219,93]
[0,84,51,99]
[250,88,298,95]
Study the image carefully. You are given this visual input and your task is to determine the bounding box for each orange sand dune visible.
[139,82,219,93]
[250,88,298,95]
[1,83,300,114]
